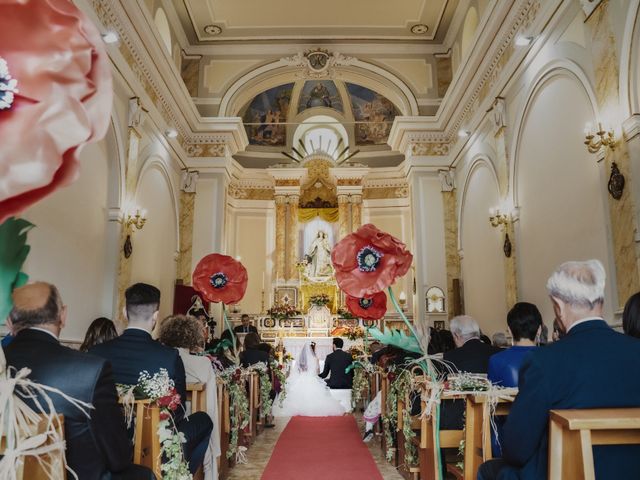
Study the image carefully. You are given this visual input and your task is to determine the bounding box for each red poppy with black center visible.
[345,291,387,320]
[192,253,248,305]
[331,223,413,297]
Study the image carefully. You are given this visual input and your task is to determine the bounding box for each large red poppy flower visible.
[331,224,413,297]
[345,291,387,320]
[192,254,248,305]
[0,0,112,222]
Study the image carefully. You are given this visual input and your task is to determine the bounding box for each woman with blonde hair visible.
[159,315,220,480]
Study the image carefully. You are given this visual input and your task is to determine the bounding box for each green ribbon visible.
[0,217,34,324]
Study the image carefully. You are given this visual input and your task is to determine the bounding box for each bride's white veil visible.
[296,343,316,374]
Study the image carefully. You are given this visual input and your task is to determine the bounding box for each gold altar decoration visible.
[297,207,339,223]
[299,279,340,314]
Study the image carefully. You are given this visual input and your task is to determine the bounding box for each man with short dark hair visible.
[319,337,353,388]
[5,282,154,480]
[233,314,257,334]
[90,283,213,475]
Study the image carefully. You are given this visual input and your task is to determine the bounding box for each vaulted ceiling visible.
[172,0,460,43]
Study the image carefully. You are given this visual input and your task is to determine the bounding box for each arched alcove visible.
[154,8,172,55]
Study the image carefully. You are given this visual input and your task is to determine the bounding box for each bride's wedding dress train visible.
[272,343,346,417]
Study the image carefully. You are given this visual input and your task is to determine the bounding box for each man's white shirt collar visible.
[566,317,604,333]
[125,326,151,334]
[28,327,59,340]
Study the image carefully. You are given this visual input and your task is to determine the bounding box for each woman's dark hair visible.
[80,317,118,352]
[159,315,204,351]
[258,342,273,356]
[507,302,543,342]
[438,330,456,353]
[623,292,640,339]
[244,332,261,350]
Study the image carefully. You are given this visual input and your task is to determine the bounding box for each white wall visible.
[459,162,507,334]
[22,140,115,340]
[130,161,179,320]
[514,74,615,324]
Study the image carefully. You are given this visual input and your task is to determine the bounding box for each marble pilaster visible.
[287,195,300,281]
[177,190,196,284]
[351,195,363,231]
[338,194,351,240]
[442,189,462,318]
[274,195,287,282]
[586,2,640,306]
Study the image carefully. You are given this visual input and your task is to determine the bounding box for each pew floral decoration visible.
[0,0,112,223]
[247,362,274,419]
[331,224,413,298]
[218,366,250,461]
[118,369,191,479]
[345,291,387,320]
[271,360,288,407]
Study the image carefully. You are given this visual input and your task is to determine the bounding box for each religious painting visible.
[434,320,446,331]
[242,83,293,146]
[346,83,400,145]
[298,80,343,114]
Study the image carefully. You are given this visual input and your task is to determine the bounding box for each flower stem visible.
[222,303,238,360]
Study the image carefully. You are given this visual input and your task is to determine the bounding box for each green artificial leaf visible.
[369,326,424,355]
[0,217,34,324]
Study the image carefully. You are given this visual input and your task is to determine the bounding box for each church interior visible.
[3,0,640,479]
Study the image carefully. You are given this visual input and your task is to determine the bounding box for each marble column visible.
[287,195,300,281]
[586,3,640,306]
[115,125,142,329]
[177,190,196,284]
[351,195,363,231]
[338,194,351,240]
[275,195,287,282]
[441,187,462,318]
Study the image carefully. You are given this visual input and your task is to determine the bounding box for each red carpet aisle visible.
[261,415,384,480]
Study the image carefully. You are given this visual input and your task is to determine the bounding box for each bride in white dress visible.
[272,342,346,417]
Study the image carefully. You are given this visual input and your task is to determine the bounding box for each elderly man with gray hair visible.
[440,315,501,432]
[478,260,640,480]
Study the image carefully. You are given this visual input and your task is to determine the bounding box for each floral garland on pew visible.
[117,369,192,479]
[382,368,418,467]
[247,362,274,419]
[270,360,288,407]
[347,358,378,409]
[217,366,250,460]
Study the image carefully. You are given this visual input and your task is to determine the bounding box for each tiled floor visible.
[226,414,404,480]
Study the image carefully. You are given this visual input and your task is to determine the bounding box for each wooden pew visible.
[380,373,396,465]
[186,382,206,413]
[371,371,383,435]
[548,408,640,480]
[131,399,162,479]
[1,414,66,480]
[463,395,514,480]
[396,392,421,480]
[218,381,231,480]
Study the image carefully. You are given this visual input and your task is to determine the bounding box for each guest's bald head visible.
[9,282,65,330]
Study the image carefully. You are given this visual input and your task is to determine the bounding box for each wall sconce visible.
[584,122,625,200]
[118,207,147,258]
[489,208,513,258]
[398,291,407,312]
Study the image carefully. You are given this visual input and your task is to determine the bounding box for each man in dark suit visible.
[440,315,501,429]
[319,337,353,388]
[4,282,154,480]
[479,260,640,480]
[233,314,258,334]
[90,283,212,475]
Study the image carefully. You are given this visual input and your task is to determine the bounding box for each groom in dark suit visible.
[319,337,353,388]
[478,260,640,480]
[90,283,212,475]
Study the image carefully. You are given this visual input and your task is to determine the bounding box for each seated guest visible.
[159,315,220,480]
[441,316,501,430]
[438,329,456,353]
[208,329,240,369]
[479,260,640,480]
[233,314,257,334]
[90,283,212,475]
[5,283,154,480]
[240,332,269,367]
[80,317,118,352]
[491,332,510,349]
[488,302,542,387]
[623,291,640,339]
